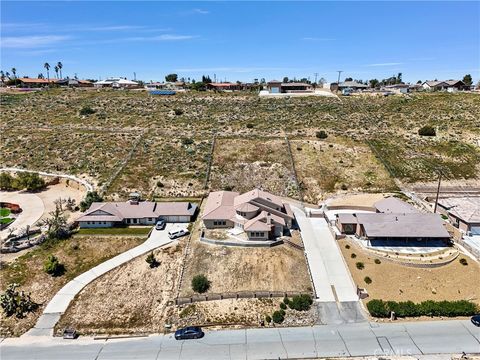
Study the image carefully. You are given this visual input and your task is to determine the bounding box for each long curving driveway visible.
[25,224,184,337]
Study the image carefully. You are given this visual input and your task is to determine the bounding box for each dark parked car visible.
[63,328,77,339]
[155,219,166,230]
[174,326,204,340]
[471,315,480,327]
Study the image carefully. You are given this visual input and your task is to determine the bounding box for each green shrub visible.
[145,252,159,268]
[356,262,364,270]
[79,106,96,116]
[272,310,285,324]
[181,137,194,146]
[191,274,210,293]
[265,315,272,323]
[418,125,436,136]
[0,284,38,318]
[367,299,478,318]
[364,276,372,284]
[280,302,287,310]
[174,108,183,116]
[43,255,65,277]
[80,191,103,212]
[366,299,389,318]
[246,123,254,128]
[283,297,290,305]
[316,130,328,139]
[16,172,46,191]
[351,253,357,259]
[459,258,468,266]
[374,259,381,264]
[288,294,313,311]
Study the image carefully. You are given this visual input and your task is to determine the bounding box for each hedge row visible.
[367,299,478,318]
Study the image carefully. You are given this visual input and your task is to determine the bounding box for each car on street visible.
[168,228,189,239]
[155,219,166,230]
[63,328,77,339]
[471,315,480,327]
[174,326,204,340]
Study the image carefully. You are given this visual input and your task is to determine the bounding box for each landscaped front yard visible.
[0,235,144,336]
[338,239,480,308]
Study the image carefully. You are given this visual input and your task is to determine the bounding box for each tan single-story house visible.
[436,197,480,235]
[336,197,450,241]
[206,82,243,91]
[16,78,56,87]
[422,80,467,92]
[202,188,294,240]
[266,80,313,94]
[77,200,197,228]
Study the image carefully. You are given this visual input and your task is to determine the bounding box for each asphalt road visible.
[2,320,479,359]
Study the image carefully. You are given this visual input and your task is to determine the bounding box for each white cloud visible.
[192,9,210,15]
[1,35,71,48]
[366,62,403,67]
[123,34,198,42]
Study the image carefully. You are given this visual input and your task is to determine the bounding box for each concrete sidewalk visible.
[25,224,179,337]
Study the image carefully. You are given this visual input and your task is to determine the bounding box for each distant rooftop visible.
[438,197,480,224]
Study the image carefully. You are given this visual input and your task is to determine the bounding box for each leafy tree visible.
[462,74,472,87]
[44,255,65,276]
[369,79,379,88]
[146,252,160,268]
[344,77,353,82]
[16,172,46,191]
[315,130,328,139]
[0,172,15,190]
[80,191,103,212]
[201,75,212,84]
[190,81,206,91]
[42,203,69,240]
[165,73,178,82]
[191,274,210,293]
[0,284,38,318]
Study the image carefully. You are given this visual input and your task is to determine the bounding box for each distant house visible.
[56,79,93,87]
[145,81,185,91]
[336,197,450,242]
[437,197,480,235]
[76,200,197,228]
[381,84,410,94]
[422,80,467,92]
[206,82,243,91]
[337,81,368,91]
[16,78,55,87]
[94,78,140,89]
[202,188,294,240]
[266,80,313,94]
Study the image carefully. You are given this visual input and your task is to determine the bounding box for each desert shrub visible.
[351,253,357,259]
[181,137,194,146]
[341,184,348,190]
[367,299,478,318]
[356,262,364,270]
[16,172,45,191]
[145,252,159,268]
[364,276,372,284]
[246,123,254,128]
[79,191,103,212]
[288,294,313,311]
[79,105,96,115]
[43,255,65,277]
[272,310,285,324]
[374,259,381,264]
[345,244,350,249]
[0,172,16,191]
[179,305,196,318]
[459,258,468,266]
[280,302,287,310]
[265,315,272,323]
[418,125,436,136]
[283,297,290,305]
[191,274,210,293]
[316,130,328,139]
[174,108,183,116]
[0,284,38,318]
[157,181,164,188]
[367,299,389,318]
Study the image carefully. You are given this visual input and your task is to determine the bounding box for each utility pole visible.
[336,70,343,85]
[433,170,442,214]
[314,72,318,84]
[133,72,136,81]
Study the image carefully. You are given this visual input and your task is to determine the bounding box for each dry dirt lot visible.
[180,237,312,297]
[291,137,397,203]
[338,239,480,306]
[56,242,184,335]
[209,137,299,198]
[0,236,144,336]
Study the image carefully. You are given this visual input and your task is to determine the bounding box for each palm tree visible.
[38,73,44,79]
[0,70,5,84]
[57,62,63,79]
[11,68,16,79]
[44,63,50,81]
[54,65,59,79]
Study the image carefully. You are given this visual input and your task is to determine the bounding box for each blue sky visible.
[1,1,479,83]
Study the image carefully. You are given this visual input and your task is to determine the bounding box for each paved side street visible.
[1,320,479,359]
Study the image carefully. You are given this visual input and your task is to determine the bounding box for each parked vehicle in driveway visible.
[471,315,480,327]
[168,228,189,239]
[174,326,204,340]
[155,219,166,230]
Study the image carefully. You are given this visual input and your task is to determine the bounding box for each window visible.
[133,218,138,224]
[87,221,90,225]
[103,221,107,224]
[148,218,152,222]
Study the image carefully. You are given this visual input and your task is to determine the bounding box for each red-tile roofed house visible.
[202,188,294,240]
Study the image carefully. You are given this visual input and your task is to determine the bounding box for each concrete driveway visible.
[293,206,358,302]
[26,223,182,337]
[0,191,45,239]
